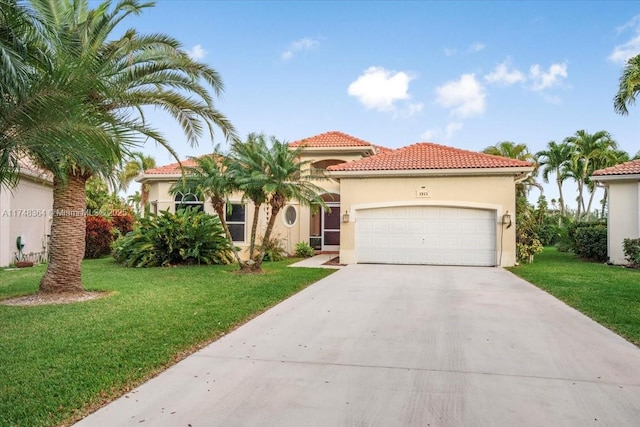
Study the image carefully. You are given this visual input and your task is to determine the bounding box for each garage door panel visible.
[355,206,496,266]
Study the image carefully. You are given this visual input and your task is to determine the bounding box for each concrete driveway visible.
[76,265,640,426]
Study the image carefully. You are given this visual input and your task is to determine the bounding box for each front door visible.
[322,203,340,251]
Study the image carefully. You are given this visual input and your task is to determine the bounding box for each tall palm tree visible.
[536,140,573,217]
[119,151,156,214]
[482,141,540,197]
[251,137,327,271]
[564,130,617,220]
[8,0,236,294]
[169,152,244,268]
[614,54,640,115]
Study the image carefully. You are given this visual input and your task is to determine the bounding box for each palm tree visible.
[169,152,244,268]
[251,137,327,271]
[7,0,236,294]
[614,54,640,115]
[536,140,573,217]
[482,141,540,197]
[564,130,617,220]
[230,133,270,260]
[0,0,103,188]
[119,152,156,214]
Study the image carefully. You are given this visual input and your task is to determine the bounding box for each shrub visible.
[515,195,543,263]
[258,235,287,262]
[85,216,113,259]
[113,208,233,267]
[111,211,135,235]
[623,238,640,267]
[572,223,607,262]
[294,241,315,258]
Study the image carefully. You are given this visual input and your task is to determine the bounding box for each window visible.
[283,205,297,226]
[174,192,203,213]
[226,203,245,242]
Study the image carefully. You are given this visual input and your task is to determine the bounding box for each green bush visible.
[113,208,233,267]
[85,216,113,259]
[258,235,287,262]
[623,238,640,267]
[294,241,315,258]
[572,223,607,262]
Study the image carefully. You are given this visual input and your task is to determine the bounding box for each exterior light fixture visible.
[502,211,512,228]
[342,210,350,223]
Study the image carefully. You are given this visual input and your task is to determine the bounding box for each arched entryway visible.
[310,193,340,251]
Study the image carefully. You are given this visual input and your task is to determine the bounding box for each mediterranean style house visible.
[138,131,533,267]
[592,159,640,265]
[0,161,53,267]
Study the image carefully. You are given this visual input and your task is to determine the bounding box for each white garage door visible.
[356,206,496,266]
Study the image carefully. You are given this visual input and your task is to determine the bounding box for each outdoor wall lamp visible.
[342,210,350,223]
[502,211,512,229]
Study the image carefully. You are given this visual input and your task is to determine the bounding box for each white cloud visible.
[187,44,207,60]
[485,60,526,85]
[445,121,464,139]
[529,63,568,91]
[435,73,486,118]
[348,66,416,112]
[609,35,640,63]
[467,42,485,53]
[443,47,457,56]
[420,121,463,141]
[281,37,320,61]
[444,42,485,56]
[609,15,640,63]
[421,129,439,140]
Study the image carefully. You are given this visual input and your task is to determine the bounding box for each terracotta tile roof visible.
[593,159,640,176]
[327,142,532,172]
[144,158,199,175]
[289,131,376,148]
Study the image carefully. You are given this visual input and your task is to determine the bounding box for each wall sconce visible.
[342,210,350,223]
[502,211,512,229]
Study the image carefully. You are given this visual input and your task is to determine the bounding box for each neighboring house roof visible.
[17,158,53,184]
[327,142,533,173]
[592,159,640,177]
[144,158,199,175]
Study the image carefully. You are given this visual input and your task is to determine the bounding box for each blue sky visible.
[129,1,640,207]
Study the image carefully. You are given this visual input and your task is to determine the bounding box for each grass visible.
[509,247,640,346]
[0,258,334,427]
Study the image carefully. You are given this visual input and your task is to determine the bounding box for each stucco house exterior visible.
[139,131,533,267]
[0,162,53,267]
[592,159,640,265]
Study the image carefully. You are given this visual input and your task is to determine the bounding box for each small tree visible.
[233,135,327,271]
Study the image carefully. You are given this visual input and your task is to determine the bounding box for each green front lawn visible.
[509,247,640,346]
[0,259,334,427]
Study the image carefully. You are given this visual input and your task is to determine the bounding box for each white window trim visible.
[282,205,298,228]
[226,202,246,243]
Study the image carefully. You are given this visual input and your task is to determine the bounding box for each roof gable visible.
[327,142,532,172]
[289,131,376,148]
[593,159,640,176]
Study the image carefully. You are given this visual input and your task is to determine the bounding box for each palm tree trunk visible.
[39,172,88,294]
[254,206,281,271]
[141,183,150,216]
[585,188,597,221]
[556,176,565,218]
[249,203,261,260]
[600,187,608,218]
